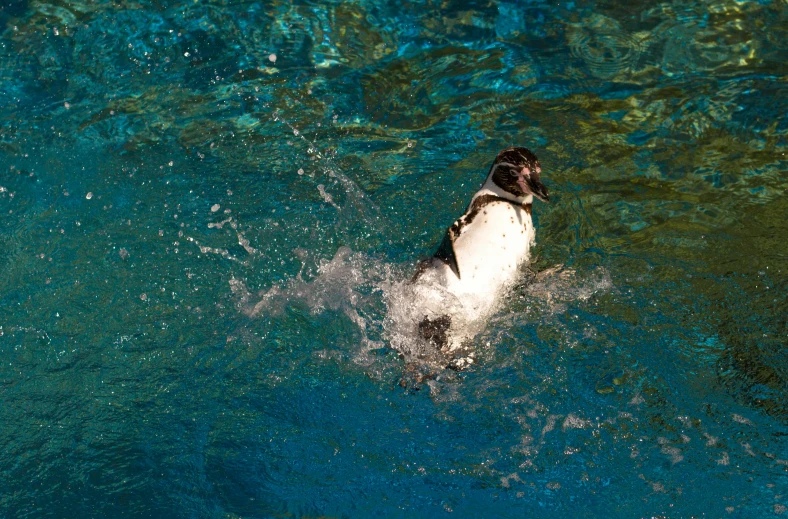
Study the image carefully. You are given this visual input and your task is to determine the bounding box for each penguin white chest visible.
[447,201,534,301]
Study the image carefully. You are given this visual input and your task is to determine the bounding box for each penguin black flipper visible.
[418,315,452,348]
[433,222,461,279]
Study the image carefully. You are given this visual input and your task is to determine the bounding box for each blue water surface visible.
[1,0,787,517]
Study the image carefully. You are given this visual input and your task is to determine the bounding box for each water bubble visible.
[211,204,221,212]
[268,53,277,63]
[85,192,93,200]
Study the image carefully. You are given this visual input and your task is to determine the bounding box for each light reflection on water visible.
[0,0,786,517]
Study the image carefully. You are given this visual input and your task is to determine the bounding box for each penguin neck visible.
[472,178,533,208]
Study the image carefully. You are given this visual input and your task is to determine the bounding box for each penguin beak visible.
[527,176,549,202]
[517,170,549,202]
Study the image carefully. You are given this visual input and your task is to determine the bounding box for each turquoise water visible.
[1,0,787,517]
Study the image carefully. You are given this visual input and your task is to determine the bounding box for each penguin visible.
[408,146,549,368]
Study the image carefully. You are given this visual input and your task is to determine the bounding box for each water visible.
[1,0,786,517]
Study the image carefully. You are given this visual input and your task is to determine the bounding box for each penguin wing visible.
[433,219,463,279]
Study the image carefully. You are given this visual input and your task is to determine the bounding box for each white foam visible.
[231,247,394,365]
[384,275,470,366]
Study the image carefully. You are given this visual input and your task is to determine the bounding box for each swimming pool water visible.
[0,0,786,517]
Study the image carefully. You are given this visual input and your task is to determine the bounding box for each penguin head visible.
[489,147,549,202]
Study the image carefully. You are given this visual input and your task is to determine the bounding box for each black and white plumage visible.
[405,147,549,367]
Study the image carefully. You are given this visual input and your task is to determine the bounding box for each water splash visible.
[517,265,613,318]
[271,109,378,213]
[230,246,393,367]
[230,243,615,378]
[270,108,382,251]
